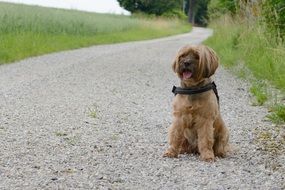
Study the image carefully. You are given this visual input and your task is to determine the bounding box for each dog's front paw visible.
[200,152,215,162]
[163,149,178,158]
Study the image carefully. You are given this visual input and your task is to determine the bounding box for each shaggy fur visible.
[163,44,230,161]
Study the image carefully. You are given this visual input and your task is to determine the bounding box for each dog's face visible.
[172,45,219,86]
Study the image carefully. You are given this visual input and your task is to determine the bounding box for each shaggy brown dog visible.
[163,44,229,161]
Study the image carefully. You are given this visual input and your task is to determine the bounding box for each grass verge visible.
[0,2,191,64]
[267,105,285,124]
[205,15,285,124]
[250,82,268,106]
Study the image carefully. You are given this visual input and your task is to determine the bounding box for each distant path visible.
[0,27,284,189]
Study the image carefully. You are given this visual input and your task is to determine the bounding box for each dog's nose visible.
[184,62,190,67]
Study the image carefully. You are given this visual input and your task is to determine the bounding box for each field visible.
[0,2,191,64]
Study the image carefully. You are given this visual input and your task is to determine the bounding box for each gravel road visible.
[0,27,284,189]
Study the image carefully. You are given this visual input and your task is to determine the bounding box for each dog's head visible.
[172,45,219,85]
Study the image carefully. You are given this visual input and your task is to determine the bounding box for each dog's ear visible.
[172,50,182,73]
[172,58,178,73]
[197,45,219,79]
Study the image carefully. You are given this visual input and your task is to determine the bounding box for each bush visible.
[208,0,237,20]
[262,0,285,41]
[162,9,188,20]
[118,0,182,16]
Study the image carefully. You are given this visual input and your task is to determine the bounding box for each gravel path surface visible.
[0,27,284,189]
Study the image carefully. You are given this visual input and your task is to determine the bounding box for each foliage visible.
[262,0,285,41]
[207,1,285,125]
[0,2,191,64]
[184,0,210,26]
[205,15,285,92]
[209,0,285,41]
[117,0,182,16]
[162,9,188,20]
[208,0,236,19]
[118,0,211,25]
[250,83,268,106]
[194,0,210,25]
[267,104,285,124]
[218,0,237,14]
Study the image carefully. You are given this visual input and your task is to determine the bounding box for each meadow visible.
[0,2,190,64]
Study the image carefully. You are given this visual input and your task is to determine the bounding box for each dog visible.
[163,44,229,161]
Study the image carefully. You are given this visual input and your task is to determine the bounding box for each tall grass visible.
[205,15,285,92]
[0,2,191,64]
[205,15,285,123]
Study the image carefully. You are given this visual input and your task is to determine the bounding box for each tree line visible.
[118,0,210,26]
[118,0,285,39]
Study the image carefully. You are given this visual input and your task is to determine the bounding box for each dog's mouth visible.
[182,71,192,80]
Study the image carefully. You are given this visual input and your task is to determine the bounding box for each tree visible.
[117,0,182,16]
[184,0,210,26]
[187,0,196,24]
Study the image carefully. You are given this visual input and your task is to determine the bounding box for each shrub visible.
[162,9,188,20]
[262,0,285,41]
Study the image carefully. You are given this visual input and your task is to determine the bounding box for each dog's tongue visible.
[183,71,192,80]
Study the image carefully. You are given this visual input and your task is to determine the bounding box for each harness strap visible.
[172,82,220,103]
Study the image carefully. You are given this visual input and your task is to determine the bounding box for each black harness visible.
[172,82,219,103]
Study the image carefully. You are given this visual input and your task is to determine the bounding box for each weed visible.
[63,136,78,146]
[89,110,97,119]
[250,83,268,106]
[267,104,285,124]
[88,105,98,119]
[55,131,68,137]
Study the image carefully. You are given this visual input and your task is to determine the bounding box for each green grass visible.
[0,2,191,64]
[205,15,285,93]
[55,131,68,137]
[267,105,285,124]
[88,105,98,119]
[250,82,268,106]
[205,15,285,123]
[89,109,97,119]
